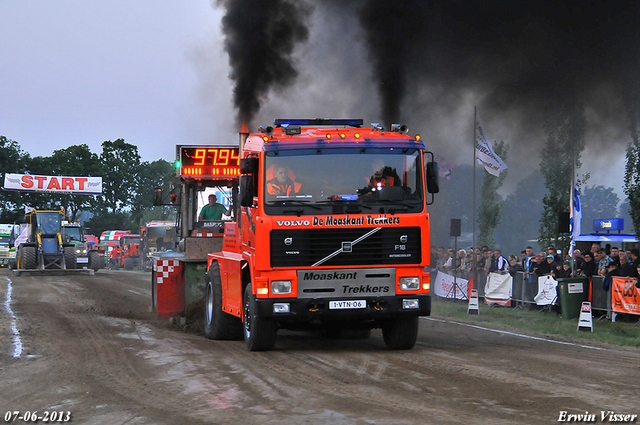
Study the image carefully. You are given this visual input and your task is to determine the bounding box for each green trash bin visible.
[556,277,590,320]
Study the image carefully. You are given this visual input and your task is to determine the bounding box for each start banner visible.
[3,173,102,195]
[611,277,640,316]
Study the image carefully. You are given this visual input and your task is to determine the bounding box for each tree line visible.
[0,136,176,237]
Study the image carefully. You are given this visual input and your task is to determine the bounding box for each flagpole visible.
[570,155,576,276]
[472,106,477,283]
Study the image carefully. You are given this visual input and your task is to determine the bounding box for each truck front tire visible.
[243,284,277,351]
[382,316,419,350]
[204,263,242,340]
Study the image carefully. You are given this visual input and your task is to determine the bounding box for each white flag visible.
[475,115,507,176]
[570,178,581,243]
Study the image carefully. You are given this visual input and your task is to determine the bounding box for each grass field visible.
[430,296,640,348]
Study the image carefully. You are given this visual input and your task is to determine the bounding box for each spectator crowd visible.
[432,242,640,292]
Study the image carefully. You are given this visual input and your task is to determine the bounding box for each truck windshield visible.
[264,149,423,215]
[63,227,83,241]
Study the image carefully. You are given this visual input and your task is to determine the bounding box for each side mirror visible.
[239,175,255,207]
[240,157,259,175]
[153,188,163,206]
[426,162,439,194]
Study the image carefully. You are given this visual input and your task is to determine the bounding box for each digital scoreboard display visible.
[178,146,241,178]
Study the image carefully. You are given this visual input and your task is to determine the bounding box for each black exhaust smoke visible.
[214,0,311,129]
[359,0,427,129]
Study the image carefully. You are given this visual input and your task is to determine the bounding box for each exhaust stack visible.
[239,123,249,157]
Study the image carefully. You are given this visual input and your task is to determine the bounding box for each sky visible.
[1,1,637,203]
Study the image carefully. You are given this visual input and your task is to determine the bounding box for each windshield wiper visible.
[368,199,420,208]
[267,200,322,210]
[314,200,372,210]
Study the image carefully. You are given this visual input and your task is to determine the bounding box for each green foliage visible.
[623,83,640,236]
[539,102,586,248]
[477,141,508,248]
[138,206,177,227]
[0,136,30,220]
[130,159,177,227]
[98,139,141,213]
[84,211,138,236]
[43,145,101,221]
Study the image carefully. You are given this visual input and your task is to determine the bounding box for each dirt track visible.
[1,269,639,424]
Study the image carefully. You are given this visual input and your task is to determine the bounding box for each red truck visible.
[199,119,439,350]
[108,234,141,270]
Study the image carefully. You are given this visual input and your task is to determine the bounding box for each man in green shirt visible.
[198,194,229,221]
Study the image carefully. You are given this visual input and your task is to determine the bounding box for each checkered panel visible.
[155,259,181,284]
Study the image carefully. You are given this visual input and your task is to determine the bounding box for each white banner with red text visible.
[433,271,469,300]
[3,173,102,195]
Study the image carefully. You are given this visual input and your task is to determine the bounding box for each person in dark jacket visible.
[578,252,597,277]
[603,260,620,292]
[619,253,634,277]
[535,254,552,276]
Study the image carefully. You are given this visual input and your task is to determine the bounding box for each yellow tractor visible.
[17,209,77,270]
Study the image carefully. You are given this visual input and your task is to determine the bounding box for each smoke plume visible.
[358,0,427,129]
[214,0,311,128]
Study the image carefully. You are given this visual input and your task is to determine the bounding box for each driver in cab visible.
[266,164,301,197]
[40,216,58,234]
[369,165,401,188]
[198,194,229,221]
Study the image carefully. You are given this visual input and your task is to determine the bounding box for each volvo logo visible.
[400,235,408,243]
[284,237,293,246]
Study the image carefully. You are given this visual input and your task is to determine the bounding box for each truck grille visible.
[270,227,421,267]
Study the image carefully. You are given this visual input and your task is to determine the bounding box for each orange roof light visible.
[326,133,332,139]
[415,134,421,141]
[354,133,360,139]
[340,133,346,139]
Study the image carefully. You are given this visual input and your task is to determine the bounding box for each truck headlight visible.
[271,280,292,295]
[399,277,420,291]
[273,303,290,313]
[403,299,420,309]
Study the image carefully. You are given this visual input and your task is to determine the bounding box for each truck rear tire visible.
[204,263,242,340]
[124,257,134,270]
[382,316,419,350]
[243,284,277,351]
[21,246,37,270]
[88,251,101,272]
[64,247,77,269]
